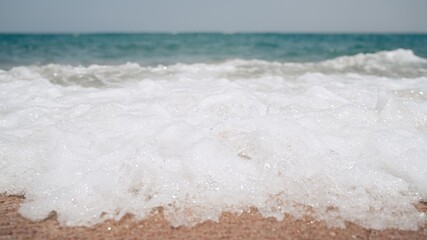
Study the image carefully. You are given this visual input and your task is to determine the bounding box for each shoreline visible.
[1,195,426,239]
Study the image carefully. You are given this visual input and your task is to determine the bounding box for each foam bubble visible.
[0,50,426,229]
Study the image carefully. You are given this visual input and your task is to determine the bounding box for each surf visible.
[0,49,426,230]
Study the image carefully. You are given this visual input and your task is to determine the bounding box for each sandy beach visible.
[1,195,425,240]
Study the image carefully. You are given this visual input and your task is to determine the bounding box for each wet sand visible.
[0,195,426,240]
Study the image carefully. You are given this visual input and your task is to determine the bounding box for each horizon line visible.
[1,31,427,35]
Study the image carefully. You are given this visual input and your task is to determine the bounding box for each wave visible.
[1,49,426,87]
[0,49,426,230]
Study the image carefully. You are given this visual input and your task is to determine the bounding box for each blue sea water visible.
[1,33,427,68]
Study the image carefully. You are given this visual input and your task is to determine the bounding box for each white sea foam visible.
[0,49,427,230]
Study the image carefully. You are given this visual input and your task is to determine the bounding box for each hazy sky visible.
[0,0,426,33]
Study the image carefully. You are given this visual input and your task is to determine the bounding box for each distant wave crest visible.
[1,49,426,87]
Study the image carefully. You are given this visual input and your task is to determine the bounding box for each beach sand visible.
[1,195,426,240]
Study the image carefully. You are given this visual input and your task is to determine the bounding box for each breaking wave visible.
[0,49,426,230]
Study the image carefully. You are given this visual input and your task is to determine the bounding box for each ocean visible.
[0,33,426,230]
[1,33,427,68]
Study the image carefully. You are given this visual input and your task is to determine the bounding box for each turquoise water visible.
[1,33,427,68]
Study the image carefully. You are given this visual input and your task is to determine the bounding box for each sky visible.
[0,0,426,33]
